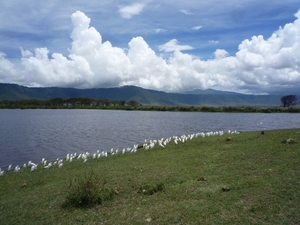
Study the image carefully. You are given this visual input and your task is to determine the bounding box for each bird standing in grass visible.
[31,165,37,172]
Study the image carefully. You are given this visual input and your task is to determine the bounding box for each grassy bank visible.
[0,129,299,224]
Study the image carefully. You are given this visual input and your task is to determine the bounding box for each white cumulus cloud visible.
[158,39,195,53]
[0,10,300,94]
[119,3,145,19]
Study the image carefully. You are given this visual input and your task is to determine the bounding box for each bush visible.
[138,181,165,195]
[64,170,114,208]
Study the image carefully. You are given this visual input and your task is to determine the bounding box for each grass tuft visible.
[138,181,165,195]
[64,169,114,208]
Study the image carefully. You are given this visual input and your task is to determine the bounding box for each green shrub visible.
[64,170,114,208]
[138,181,165,195]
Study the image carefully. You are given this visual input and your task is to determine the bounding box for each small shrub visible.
[64,170,114,208]
[138,181,165,195]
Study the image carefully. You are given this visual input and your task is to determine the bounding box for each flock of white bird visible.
[0,130,239,176]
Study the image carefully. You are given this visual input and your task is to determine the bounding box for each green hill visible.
[0,83,283,106]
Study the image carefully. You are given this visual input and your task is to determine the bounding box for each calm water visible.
[1,109,299,169]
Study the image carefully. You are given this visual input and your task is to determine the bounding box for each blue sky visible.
[0,0,300,94]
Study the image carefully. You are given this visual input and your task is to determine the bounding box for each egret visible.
[31,165,36,172]
[174,139,178,145]
[150,142,155,149]
[0,170,4,176]
[66,154,70,161]
[28,161,37,168]
[8,164,12,171]
[14,165,20,173]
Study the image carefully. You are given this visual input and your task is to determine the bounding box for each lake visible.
[1,109,299,169]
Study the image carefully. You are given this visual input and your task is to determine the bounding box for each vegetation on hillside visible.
[1,97,300,112]
[0,83,285,106]
[0,128,299,224]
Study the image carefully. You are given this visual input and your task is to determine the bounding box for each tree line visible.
[0,95,298,112]
[0,97,141,109]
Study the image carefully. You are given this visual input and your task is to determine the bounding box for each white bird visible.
[66,154,70,161]
[44,162,52,169]
[14,165,20,173]
[28,161,37,168]
[31,165,36,172]
[159,141,165,148]
[149,142,155,149]
[58,163,63,168]
[174,139,178,145]
[0,170,4,176]
[7,164,12,171]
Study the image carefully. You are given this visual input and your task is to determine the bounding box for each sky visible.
[0,0,300,94]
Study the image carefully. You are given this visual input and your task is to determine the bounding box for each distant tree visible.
[50,98,64,106]
[281,95,298,107]
[127,100,139,107]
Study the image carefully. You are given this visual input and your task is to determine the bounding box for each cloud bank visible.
[0,10,300,94]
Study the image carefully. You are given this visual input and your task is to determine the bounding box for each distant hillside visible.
[183,88,239,95]
[0,83,284,106]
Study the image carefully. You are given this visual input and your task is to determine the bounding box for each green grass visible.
[0,129,300,224]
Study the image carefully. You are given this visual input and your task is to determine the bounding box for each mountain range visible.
[0,83,292,106]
